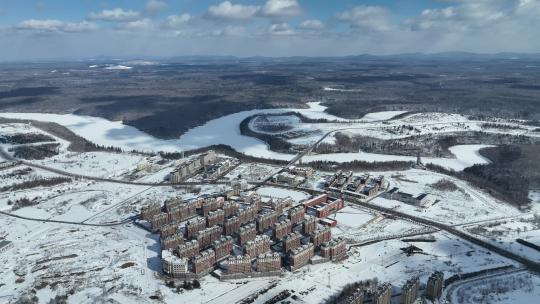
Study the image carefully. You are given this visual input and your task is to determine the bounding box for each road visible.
[339,191,540,274]
[0,210,135,226]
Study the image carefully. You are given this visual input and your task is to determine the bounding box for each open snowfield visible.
[461,216,540,263]
[0,217,161,304]
[446,271,540,304]
[256,186,310,202]
[371,169,522,225]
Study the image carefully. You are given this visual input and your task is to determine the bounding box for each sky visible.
[0,0,539,60]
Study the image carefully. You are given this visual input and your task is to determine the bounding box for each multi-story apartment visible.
[224,216,240,236]
[426,271,444,301]
[315,199,344,218]
[212,236,234,261]
[244,235,271,257]
[238,223,257,245]
[150,212,170,231]
[201,198,219,216]
[256,211,278,232]
[400,277,420,304]
[164,197,183,212]
[271,197,293,213]
[288,206,305,224]
[176,240,200,259]
[311,226,331,247]
[243,193,263,211]
[161,250,188,278]
[372,283,393,304]
[161,233,184,250]
[289,166,314,177]
[238,205,258,224]
[302,194,328,208]
[176,201,197,221]
[288,243,314,269]
[256,252,281,273]
[282,231,302,253]
[302,216,317,235]
[141,203,161,221]
[170,151,217,183]
[193,249,216,274]
[160,223,179,238]
[186,217,207,239]
[223,201,239,218]
[272,219,292,240]
[196,225,222,248]
[223,255,253,274]
[206,209,225,227]
[319,237,347,260]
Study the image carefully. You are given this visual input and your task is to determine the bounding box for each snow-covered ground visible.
[371,169,521,225]
[302,144,492,171]
[360,110,408,121]
[255,186,310,202]
[447,271,540,304]
[461,216,540,263]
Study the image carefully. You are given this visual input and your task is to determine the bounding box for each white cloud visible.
[337,5,393,31]
[117,18,155,31]
[88,8,141,22]
[208,1,261,20]
[145,0,168,15]
[15,19,97,33]
[163,13,192,28]
[298,19,325,30]
[213,25,247,36]
[262,0,302,17]
[268,22,294,35]
[404,1,508,31]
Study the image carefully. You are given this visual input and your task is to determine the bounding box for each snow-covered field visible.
[255,186,310,202]
[371,169,521,225]
[447,271,540,304]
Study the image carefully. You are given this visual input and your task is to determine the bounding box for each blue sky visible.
[0,1,447,22]
[0,0,539,60]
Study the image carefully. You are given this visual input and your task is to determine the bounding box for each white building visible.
[161,250,188,277]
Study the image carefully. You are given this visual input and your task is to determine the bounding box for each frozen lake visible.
[0,103,490,170]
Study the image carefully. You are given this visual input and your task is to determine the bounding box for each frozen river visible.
[0,103,490,170]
